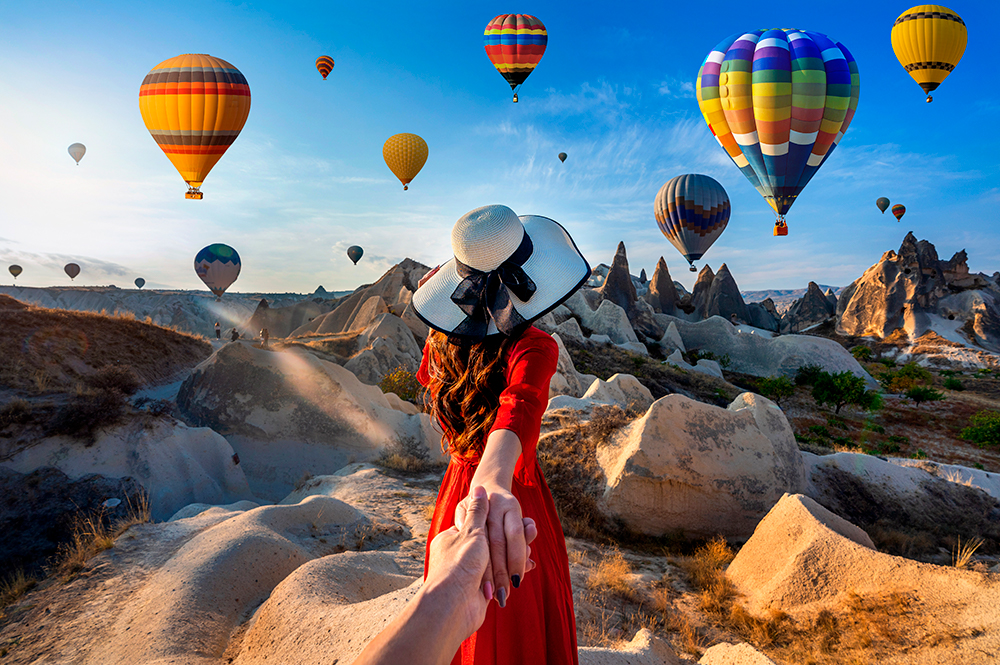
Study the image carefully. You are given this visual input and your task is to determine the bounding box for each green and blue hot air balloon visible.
[195,244,241,298]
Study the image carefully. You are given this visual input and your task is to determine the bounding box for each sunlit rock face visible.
[836,233,1000,351]
[780,281,836,333]
[177,342,440,500]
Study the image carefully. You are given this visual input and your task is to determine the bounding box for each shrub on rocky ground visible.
[905,386,944,406]
[756,376,794,406]
[46,389,128,444]
[812,371,881,415]
[794,364,824,386]
[374,435,444,475]
[378,366,422,403]
[960,410,1000,449]
[85,365,140,396]
[943,377,965,391]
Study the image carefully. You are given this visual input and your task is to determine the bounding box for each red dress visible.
[418,326,579,665]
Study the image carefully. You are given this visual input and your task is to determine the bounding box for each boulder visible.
[596,392,806,539]
[554,317,586,342]
[642,257,678,316]
[658,321,686,354]
[579,628,680,665]
[0,467,143,576]
[698,643,778,665]
[664,349,724,379]
[548,373,655,414]
[746,299,780,332]
[781,281,835,333]
[564,296,639,345]
[655,314,877,386]
[0,417,253,521]
[177,342,441,500]
[549,333,598,399]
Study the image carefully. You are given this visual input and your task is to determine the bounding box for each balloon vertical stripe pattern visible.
[891,5,966,99]
[484,14,547,90]
[654,175,731,266]
[316,56,334,80]
[697,29,859,224]
[139,54,251,197]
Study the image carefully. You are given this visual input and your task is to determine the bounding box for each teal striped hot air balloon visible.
[654,174,731,273]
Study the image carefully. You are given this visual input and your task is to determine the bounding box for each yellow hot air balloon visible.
[139,54,251,199]
[383,133,428,190]
[891,5,967,103]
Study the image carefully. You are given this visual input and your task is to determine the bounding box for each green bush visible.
[888,434,910,445]
[943,377,964,391]
[939,369,963,377]
[960,410,1000,449]
[812,371,881,414]
[879,362,933,393]
[794,364,824,386]
[911,448,928,460]
[850,346,874,361]
[808,424,831,438]
[877,358,897,368]
[378,366,422,403]
[863,422,886,434]
[757,376,794,406]
[905,386,945,406]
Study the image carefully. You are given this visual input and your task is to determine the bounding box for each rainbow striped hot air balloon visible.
[316,56,334,80]
[696,29,860,235]
[654,174,731,273]
[892,204,906,222]
[484,14,547,102]
[139,54,251,199]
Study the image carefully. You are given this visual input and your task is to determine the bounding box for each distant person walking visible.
[215,321,221,339]
[230,328,239,342]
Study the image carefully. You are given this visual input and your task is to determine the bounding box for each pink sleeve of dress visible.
[489,330,558,485]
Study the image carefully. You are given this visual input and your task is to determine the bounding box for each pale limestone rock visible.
[579,628,680,664]
[549,332,598,399]
[698,642,778,665]
[596,393,806,539]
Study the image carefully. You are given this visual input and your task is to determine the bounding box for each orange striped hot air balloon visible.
[484,14,547,102]
[316,56,334,80]
[139,54,251,199]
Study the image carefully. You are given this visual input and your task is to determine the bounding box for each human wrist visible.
[417,577,474,649]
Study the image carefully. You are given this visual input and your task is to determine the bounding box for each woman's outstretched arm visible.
[470,428,526,609]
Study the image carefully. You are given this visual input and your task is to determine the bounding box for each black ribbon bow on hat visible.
[450,231,536,340]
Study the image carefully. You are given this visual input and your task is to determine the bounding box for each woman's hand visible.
[480,485,529,608]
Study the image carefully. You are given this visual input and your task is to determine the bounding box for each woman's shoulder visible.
[512,326,558,357]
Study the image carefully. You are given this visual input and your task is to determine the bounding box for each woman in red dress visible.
[412,204,591,665]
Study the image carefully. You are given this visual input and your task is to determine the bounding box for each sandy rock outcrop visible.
[548,373,655,414]
[596,393,806,539]
[563,294,640,345]
[727,493,1000,665]
[549,333,600,399]
[642,257,678,316]
[656,314,877,386]
[247,298,329,339]
[664,349,724,379]
[342,312,424,384]
[781,281,836,333]
[0,417,252,521]
[698,642,778,665]
[837,233,1000,351]
[579,628,680,664]
[177,342,440,500]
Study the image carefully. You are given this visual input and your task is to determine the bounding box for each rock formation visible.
[597,243,662,339]
[596,393,806,539]
[177,342,441,499]
[705,263,750,323]
[642,257,678,316]
[690,265,715,319]
[781,281,836,333]
[746,298,780,332]
[638,268,647,284]
[837,232,1000,352]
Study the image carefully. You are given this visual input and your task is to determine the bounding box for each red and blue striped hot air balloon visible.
[654,174,731,273]
[316,56,334,80]
[484,14,547,102]
[696,29,860,235]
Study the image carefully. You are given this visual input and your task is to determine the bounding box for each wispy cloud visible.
[656,77,695,98]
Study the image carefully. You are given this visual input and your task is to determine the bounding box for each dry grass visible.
[953,536,985,569]
[374,436,445,476]
[0,294,211,395]
[54,492,151,579]
[0,570,36,609]
[586,548,638,603]
[943,468,974,486]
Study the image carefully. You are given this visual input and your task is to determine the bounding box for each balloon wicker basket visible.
[773,223,788,237]
[186,190,204,200]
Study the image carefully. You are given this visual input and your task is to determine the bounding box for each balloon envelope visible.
[9,265,22,279]
[892,204,906,221]
[68,143,86,165]
[696,29,860,229]
[558,152,567,163]
[891,5,966,101]
[347,246,364,265]
[316,56,334,80]
[194,244,241,297]
[877,197,890,213]
[135,277,146,289]
[484,14,547,98]
[139,54,251,199]
[654,174,731,268]
[64,263,80,280]
[383,134,428,190]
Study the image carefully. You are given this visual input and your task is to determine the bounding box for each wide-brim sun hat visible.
[412,204,590,342]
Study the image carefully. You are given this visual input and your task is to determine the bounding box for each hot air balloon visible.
[558,152,567,163]
[194,244,241,299]
[891,5,966,103]
[347,246,364,265]
[135,277,145,289]
[654,174,731,273]
[484,14,547,102]
[696,29,860,235]
[877,197,891,214]
[65,263,80,280]
[139,54,251,199]
[892,204,906,222]
[316,56,334,80]
[68,143,86,165]
[9,265,22,280]
[383,133,428,190]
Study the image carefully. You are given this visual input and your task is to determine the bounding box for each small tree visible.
[812,371,880,414]
[794,364,824,386]
[850,345,873,362]
[960,410,1000,448]
[943,377,964,391]
[757,376,794,406]
[905,386,944,406]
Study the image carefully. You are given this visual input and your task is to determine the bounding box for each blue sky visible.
[1,0,998,294]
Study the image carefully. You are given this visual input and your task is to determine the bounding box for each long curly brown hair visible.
[424,330,519,459]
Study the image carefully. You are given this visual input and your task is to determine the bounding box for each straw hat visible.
[412,204,590,342]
